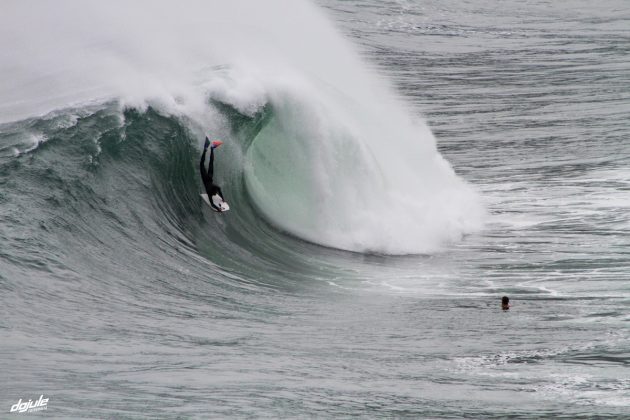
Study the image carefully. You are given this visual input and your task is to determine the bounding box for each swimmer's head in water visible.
[502,296,510,310]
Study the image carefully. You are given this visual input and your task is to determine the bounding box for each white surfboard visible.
[201,193,230,212]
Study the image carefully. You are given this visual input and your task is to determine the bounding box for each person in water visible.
[501,296,510,310]
[200,137,225,212]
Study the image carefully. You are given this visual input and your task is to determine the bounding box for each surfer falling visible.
[200,137,228,212]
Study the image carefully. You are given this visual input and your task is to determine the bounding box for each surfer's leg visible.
[208,147,215,180]
[199,149,210,184]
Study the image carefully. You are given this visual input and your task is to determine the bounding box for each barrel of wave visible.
[243,89,484,255]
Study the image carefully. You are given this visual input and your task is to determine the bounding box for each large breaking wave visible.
[0,0,483,254]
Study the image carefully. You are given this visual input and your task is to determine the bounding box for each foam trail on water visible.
[0,0,484,254]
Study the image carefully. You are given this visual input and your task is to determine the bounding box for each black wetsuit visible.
[200,145,224,211]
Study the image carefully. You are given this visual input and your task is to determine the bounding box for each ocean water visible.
[1,0,629,418]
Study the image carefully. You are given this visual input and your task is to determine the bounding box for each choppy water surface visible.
[1,0,629,418]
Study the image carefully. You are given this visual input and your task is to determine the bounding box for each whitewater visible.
[1,0,629,418]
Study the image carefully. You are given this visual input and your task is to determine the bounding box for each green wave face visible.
[0,104,372,294]
[243,96,379,251]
